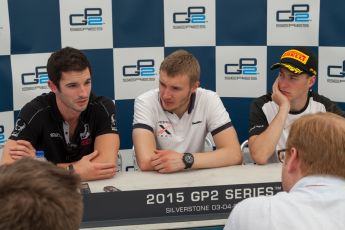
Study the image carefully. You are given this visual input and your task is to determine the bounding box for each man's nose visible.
[79,85,88,97]
[161,89,172,99]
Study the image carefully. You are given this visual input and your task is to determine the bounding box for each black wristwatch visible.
[182,152,194,169]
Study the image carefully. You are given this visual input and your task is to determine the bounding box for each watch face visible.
[183,153,194,169]
[185,154,193,163]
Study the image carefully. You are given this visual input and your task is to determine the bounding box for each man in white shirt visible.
[224,112,345,230]
[132,49,242,173]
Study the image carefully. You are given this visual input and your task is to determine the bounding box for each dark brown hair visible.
[47,47,92,89]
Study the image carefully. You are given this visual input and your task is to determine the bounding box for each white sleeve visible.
[133,96,155,130]
[224,200,247,230]
[206,91,231,134]
[224,197,269,230]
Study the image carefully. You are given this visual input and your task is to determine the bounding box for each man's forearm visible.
[249,106,289,164]
[192,147,242,169]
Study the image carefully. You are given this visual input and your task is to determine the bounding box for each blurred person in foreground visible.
[224,112,345,230]
[0,157,83,230]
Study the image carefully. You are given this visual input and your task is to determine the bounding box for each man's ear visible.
[286,147,300,174]
[48,80,58,93]
[308,76,316,88]
[191,81,200,93]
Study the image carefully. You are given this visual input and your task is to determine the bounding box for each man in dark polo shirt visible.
[248,47,345,164]
[1,47,120,181]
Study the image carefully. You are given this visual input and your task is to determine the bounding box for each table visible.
[81,163,282,229]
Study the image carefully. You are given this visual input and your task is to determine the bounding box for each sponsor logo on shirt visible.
[111,114,117,131]
[192,121,202,125]
[80,124,92,146]
[157,121,172,138]
[81,138,92,146]
[11,119,26,137]
[50,133,63,139]
[80,124,90,140]
[249,125,264,133]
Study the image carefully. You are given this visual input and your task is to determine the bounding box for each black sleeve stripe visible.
[98,130,119,136]
[133,123,154,133]
[211,122,233,136]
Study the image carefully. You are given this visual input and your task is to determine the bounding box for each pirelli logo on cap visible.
[281,49,309,64]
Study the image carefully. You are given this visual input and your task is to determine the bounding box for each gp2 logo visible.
[0,125,5,144]
[327,60,345,78]
[173,6,206,24]
[276,4,310,22]
[21,66,48,85]
[225,58,258,75]
[69,8,103,26]
[123,59,156,77]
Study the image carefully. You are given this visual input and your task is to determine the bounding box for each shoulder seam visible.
[28,106,51,124]
[99,101,110,116]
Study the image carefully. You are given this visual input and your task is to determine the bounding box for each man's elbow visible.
[137,159,154,171]
[236,152,243,165]
[232,150,243,165]
[138,165,153,171]
[250,151,269,165]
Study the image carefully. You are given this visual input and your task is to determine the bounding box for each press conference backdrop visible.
[1,0,345,169]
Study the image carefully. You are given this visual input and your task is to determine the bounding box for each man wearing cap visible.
[248,47,345,164]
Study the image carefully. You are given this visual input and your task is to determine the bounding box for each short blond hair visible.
[160,49,200,85]
[286,112,345,179]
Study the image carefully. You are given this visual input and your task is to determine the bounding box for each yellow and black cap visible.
[271,47,317,76]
